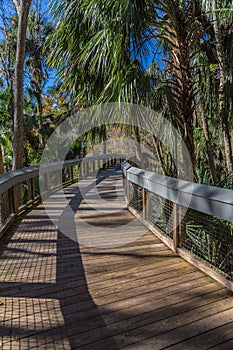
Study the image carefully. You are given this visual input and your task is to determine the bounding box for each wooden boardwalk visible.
[0,166,233,349]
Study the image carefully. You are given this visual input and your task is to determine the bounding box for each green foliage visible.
[48,0,157,105]
[0,0,232,182]
[186,213,233,272]
[0,89,13,170]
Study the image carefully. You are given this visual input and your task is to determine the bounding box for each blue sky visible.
[41,0,51,16]
[0,0,161,92]
[0,0,56,89]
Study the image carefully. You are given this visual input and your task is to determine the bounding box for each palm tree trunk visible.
[36,94,45,148]
[152,136,171,176]
[182,119,196,179]
[201,110,218,184]
[212,0,233,173]
[134,126,142,164]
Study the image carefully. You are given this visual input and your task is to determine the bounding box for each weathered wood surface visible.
[0,166,233,349]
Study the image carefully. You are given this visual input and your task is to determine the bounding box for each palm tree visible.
[201,0,233,173]
[155,0,203,177]
[48,0,232,180]
[193,49,219,184]
[49,0,157,105]
[48,0,159,164]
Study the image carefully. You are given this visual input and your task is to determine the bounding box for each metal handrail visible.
[122,161,233,222]
[122,161,233,291]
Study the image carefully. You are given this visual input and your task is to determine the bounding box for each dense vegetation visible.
[0,0,232,186]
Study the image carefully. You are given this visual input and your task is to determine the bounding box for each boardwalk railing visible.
[1,155,233,290]
[122,161,233,290]
[0,154,123,237]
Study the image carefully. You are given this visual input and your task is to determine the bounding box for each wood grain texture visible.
[0,166,233,349]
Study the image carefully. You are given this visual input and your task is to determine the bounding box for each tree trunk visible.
[0,145,4,175]
[212,0,233,173]
[134,126,142,164]
[36,94,45,148]
[12,0,32,170]
[0,145,4,224]
[0,145,10,224]
[201,110,218,184]
[182,119,196,180]
[152,135,176,177]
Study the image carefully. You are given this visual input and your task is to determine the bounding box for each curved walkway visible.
[0,166,233,349]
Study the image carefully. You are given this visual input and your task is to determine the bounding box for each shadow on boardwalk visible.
[0,169,120,349]
[0,166,233,349]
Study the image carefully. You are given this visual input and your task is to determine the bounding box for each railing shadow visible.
[0,167,121,349]
[55,168,119,348]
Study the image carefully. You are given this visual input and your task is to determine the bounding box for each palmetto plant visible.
[186,213,233,272]
[49,0,157,105]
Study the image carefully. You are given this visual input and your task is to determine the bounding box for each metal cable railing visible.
[122,161,233,290]
[180,208,233,278]
[146,192,173,239]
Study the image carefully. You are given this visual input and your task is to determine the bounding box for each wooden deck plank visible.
[0,166,233,349]
[119,307,233,350]
[209,338,233,350]
[165,321,233,349]
[64,293,233,349]
[17,285,229,349]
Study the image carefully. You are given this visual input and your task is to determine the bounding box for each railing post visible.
[12,185,19,215]
[8,188,13,214]
[0,191,10,224]
[79,163,83,179]
[173,203,179,249]
[179,206,187,245]
[45,172,50,194]
[142,187,147,221]
[57,170,63,187]
[30,178,35,200]
[70,166,74,182]
[126,179,130,207]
